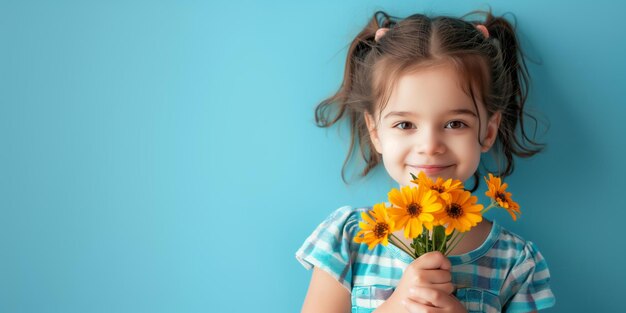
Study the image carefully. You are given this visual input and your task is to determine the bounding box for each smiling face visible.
[365,61,501,188]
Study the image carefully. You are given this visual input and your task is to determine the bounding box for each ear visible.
[364,112,383,154]
[481,111,502,152]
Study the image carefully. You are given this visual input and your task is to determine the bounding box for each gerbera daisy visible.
[484,173,521,220]
[439,189,484,235]
[354,203,395,250]
[387,185,442,239]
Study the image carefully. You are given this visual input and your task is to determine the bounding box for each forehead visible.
[381,62,479,116]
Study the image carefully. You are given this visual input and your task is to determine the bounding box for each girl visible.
[296,9,555,313]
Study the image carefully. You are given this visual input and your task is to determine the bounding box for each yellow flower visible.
[410,171,464,226]
[354,203,396,250]
[484,173,521,221]
[439,189,484,235]
[411,171,464,196]
[387,185,442,239]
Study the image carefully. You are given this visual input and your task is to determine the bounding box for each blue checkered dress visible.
[296,206,555,313]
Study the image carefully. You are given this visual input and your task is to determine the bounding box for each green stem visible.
[444,230,452,252]
[445,231,466,257]
[436,227,447,253]
[445,231,459,252]
[481,202,497,215]
[430,229,437,251]
[390,234,414,258]
[437,237,447,252]
[424,230,428,252]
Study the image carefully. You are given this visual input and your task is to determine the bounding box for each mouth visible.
[410,164,454,176]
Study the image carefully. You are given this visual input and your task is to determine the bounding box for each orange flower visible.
[354,203,396,250]
[411,171,464,225]
[411,171,464,199]
[484,173,521,221]
[438,189,484,235]
[387,185,442,239]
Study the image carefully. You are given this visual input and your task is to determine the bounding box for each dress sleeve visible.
[502,241,556,312]
[295,205,360,292]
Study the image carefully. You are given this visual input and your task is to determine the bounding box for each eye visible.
[393,121,416,130]
[445,120,468,129]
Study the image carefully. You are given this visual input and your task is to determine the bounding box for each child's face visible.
[365,62,501,187]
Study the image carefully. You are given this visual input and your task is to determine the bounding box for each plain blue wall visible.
[2,0,625,312]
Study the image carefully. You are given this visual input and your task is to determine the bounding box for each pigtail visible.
[315,11,390,127]
[314,11,396,184]
[482,12,545,177]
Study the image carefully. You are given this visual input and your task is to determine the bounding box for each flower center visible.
[495,192,510,208]
[407,203,422,217]
[431,186,445,193]
[446,203,463,218]
[374,222,389,238]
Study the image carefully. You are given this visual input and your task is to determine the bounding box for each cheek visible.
[463,140,483,169]
[452,135,482,162]
[379,136,411,173]
[381,136,412,159]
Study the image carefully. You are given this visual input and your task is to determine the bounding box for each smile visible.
[410,165,453,176]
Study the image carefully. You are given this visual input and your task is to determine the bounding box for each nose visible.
[416,127,446,156]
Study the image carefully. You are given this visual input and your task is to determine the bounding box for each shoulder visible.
[322,205,368,231]
[491,226,547,268]
[325,205,368,221]
[492,226,531,254]
[295,205,371,291]
[497,226,552,286]
[302,205,368,241]
[493,226,555,311]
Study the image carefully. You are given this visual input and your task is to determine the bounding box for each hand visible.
[376,252,459,313]
[402,287,467,312]
[394,251,455,303]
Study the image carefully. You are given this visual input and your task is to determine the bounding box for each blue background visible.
[1,0,624,312]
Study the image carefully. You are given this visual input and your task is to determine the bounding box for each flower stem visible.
[445,231,466,257]
[437,235,443,252]
[430,229,435,252]
[390,234,415,258]
[446,231,459,251]
[481,202,497,215]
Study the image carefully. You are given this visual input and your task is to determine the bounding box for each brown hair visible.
[314,9,545,189]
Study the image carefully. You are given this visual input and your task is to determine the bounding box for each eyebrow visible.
[383,109,478,119]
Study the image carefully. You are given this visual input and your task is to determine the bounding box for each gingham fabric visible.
[296,205,555,313]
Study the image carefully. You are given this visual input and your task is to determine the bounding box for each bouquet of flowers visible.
[354,172,520,258]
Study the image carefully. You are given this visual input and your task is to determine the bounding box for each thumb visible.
[414,251,452,270]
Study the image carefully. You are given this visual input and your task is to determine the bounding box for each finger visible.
[402,298,444,313]
[413,251,451,270]
[415,269,452,285]
[407,287,455,309]
[435,282,455,295]
[420,282,455,295]
[439,255,451,271]
[405,294,432,307]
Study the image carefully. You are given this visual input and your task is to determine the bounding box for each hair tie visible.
[475,24,490,38]
[374,27,390,42]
